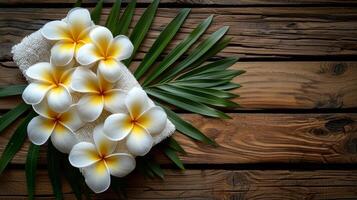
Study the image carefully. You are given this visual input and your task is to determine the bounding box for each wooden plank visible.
[1,61,357,110]
[2,0,357,6]
[1,113,357,165]
[1,7,357,60]
[0,169,357,199]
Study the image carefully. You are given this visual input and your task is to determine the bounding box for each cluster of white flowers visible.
[21,8,168,193]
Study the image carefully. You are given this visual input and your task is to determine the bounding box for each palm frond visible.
[0,84,26,97]
[0,103,30,133]
[26,144,40,200]
[47,141,63,200]
[0,111,36,174]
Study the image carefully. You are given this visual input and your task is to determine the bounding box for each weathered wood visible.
[1,169,357,199]
[1,7,357,60]
[1,113,357,165]
[1,61,357,110]
[2,0,357,6]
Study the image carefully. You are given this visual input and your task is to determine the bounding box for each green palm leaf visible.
[0,84,26,97]
[47,142,63,200]
[134,8,191,79]
[0,103,30,134]
[90,0,104,24]
[163,147,185,170]
[161,106,216,146]
[165,137,186,154]
[0,111,36,175]
[63,158,83,200]
[159,26,229,83]
[114,0,136,36]
[125,0,159,66]
[142,15,213,86]
[105,0,122,32]
[26,144,40,200]
[147,88,230,119]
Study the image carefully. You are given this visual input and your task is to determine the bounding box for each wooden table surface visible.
[1,0,357,199]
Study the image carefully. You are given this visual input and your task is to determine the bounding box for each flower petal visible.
[71,67,100,93]
[33,99,57,119]
[59,105,84,131]
[89,26,113,55]
[66,8,93,39]
[41,20,71,40]
[50,41,75,66]
[47,85,72,113]
[77,94,104,122]
[103,89,127,113]
[98,59,123,82]
[51,123,78,153]
[126,125,153,156]
[105,153,135,177]
[109,35,134,60]
[103,113,132,141]
[22,82,52,105]
[82,160,110,193]
[93,125,117,156]
[138,106,167,135]
[26,62,54,84]
[27,116,55,145]
[76,43,101,66]
[59,68,75,89]
[69,142,101,168]
[125,87,150,119]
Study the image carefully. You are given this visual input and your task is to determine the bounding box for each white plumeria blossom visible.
[22,62,74,113]
[76,26,133,82]
[41,8,94,66]
[103,87,167,156]
[69,125,136,193]
[70,67,127,122]
[28,100,84,153]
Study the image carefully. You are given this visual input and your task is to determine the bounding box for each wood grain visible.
[2,0,357,6]
[1,7,357,60]
[1,61,357,110]
[1,113,356,165]
[1,169,357,199]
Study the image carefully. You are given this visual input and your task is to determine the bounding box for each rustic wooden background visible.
[1,0,357,199]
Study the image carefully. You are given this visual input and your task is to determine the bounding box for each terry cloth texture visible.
[12,30,176,154]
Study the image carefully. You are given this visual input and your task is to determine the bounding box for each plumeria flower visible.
[41,8,94,66]
[22,62,73,113]
[103,87,167,156]
[69,125,136,193]
[70,67,126,122]
[28,100,84,153]
[76,26,133,82]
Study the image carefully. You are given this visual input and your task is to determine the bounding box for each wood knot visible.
[227,172,249,188]
[310,128,329,137]
[346,138,357,154]
[325,118,354,133]
[332,63,347,76]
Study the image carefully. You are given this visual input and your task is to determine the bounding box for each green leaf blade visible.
[147,88,230,119]
[47,142,63,200]
[161,106,216,146]
[166,137,186,154]
[160,26,229,83]
[26,144,40,200]
[163,147,185,170]
[142,15,213,86]
[156,85,239,108]
[0,84,27,98]
[0,103,30,134]
[0,111,36,175]
[134,8,191,79]
[91,0,104,24]
[125,0,159,66]
[105,0,122,32]
[115,0,136,36]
